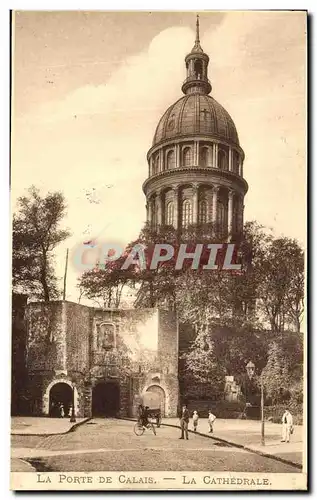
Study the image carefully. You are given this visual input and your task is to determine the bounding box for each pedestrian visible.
[281,409,293,442]
[192,410,199,432]
[60,403,65,418]
[179,404,190,440]
[208,410,216,433]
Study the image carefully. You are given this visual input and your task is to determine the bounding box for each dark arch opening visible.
[92,382,120,417]
[194,60,203,79]
[49,382,72,418]
[143,385,166,417]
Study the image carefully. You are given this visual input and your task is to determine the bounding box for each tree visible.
[261,331,303,405]
[78,257,134,308]
[256,237,304,332]
[13,186,70,301]
[261,341,291,405]
[182,324,226,394]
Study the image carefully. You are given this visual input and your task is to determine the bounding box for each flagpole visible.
[63,248,69,301]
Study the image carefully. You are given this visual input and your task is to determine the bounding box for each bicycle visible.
[134,420,156,436]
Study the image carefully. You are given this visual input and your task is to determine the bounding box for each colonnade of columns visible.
[149,141,243,177]
[146,183,244,236]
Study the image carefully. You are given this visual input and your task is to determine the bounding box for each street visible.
[11,419,300,473]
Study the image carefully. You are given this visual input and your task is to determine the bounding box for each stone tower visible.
[143,16,248,239]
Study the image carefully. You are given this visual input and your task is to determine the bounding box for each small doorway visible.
[49,382,72,417]
[92,382,120,417]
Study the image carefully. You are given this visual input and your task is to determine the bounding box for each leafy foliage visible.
[12,186,70,301]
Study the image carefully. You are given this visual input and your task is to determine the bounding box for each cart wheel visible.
[134,422,145,436]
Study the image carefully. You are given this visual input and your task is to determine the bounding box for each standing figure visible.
[68,405,73,418]
[179,404,190,440]
[192,410,199,432]
[60,403,65,418]
[281,409,293,442]
[208,410,216,433]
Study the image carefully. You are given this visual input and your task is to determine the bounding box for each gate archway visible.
[92,382,120,417]
[143,385,165,416]
[49,382,72,417]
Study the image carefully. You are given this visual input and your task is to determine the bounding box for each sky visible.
[11,10,307,303]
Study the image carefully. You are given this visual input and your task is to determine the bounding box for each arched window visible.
[182,200,192,228]
[194,60,203,79]
[153,154,160,175]
[233,151,240,175]
[183,147,192,167]
[217,200,226,234]
[218,149,227,170]
[199,200,208,224]
[199,147,209,167]
[166,150,175,170]
[166,202,174,226]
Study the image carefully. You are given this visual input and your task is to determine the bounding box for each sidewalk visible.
[162,418,303,468]
[11,416,88,435]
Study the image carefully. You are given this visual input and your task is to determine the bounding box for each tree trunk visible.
[40,252,50,301]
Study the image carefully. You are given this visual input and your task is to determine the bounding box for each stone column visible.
[147,199,153,224]
[192,183,199,224]
[212,186,219,226]
[229,148,232,172]
[156,191,162,226]
[172,185,179,229]
[239,159,243,177]
[146,202,149,222]
[176,143,180,168]
[228,190,234,237]
[213,143,218,168]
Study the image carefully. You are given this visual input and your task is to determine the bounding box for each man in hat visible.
[281,409,293,442]
[179,404,190,440]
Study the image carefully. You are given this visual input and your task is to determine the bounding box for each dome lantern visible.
[182,15,212,96]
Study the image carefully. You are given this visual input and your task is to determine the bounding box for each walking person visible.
[281,409,293,442]
[192,410,199,432]
[208,410,216,433]
[179,404,190,440]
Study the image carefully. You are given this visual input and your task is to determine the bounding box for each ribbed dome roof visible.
[152,94,239,147]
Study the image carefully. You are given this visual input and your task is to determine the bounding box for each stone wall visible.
[26,301,66,372]
[11,293,28,415]
[65,302,91,374]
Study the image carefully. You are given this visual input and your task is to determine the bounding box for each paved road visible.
[11,419,300,473]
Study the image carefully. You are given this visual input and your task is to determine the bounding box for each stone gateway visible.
[25,302,179,418]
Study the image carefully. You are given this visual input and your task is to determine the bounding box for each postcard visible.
[11,10,307,491]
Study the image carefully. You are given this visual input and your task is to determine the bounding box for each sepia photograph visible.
[10,9,307,491]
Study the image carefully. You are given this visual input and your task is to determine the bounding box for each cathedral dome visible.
[152,94,239,147]
[143,15,248,239]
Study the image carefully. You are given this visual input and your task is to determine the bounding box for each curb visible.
[163,422,303,470]
[120,418,302,470]
[11,418,91,437]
